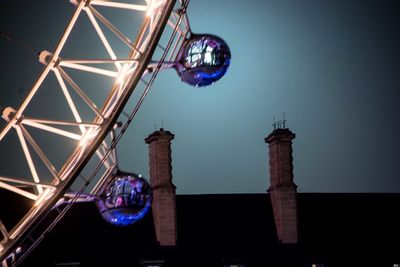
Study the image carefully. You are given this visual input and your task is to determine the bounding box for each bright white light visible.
[79,128,97,147]
[146,0,164,17]
[34,188,53,207]
[116,64,130,85]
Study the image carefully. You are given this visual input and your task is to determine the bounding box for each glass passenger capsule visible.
[176,34,231,87]
[96,171,152,226]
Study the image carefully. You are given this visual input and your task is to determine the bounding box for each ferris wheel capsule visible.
[96,171,152,226]
[175,34,231,87]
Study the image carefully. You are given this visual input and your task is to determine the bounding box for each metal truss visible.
[0,0,192,265]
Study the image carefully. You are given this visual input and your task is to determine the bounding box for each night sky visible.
[1,0,399,194]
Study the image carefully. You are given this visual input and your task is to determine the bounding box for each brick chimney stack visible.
[145,128,177,246]
[265,127,298,244]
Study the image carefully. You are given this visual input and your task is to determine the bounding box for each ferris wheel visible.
[0,0,230,266]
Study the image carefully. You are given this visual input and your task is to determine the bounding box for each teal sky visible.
[1,0,399,194]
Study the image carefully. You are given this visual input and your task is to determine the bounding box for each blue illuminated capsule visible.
[96,171,152,226]
[175,34,231,87]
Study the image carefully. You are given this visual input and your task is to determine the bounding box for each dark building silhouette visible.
[0,127,399,267]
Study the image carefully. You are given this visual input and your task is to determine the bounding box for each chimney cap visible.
[145,128,174,143]
[265,128,295,143]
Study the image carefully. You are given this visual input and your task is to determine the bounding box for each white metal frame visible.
[0,0,193,265]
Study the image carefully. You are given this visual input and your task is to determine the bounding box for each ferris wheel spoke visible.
[57,67,104,119]
[90,1,147,12]
[58,61,118,78]
[0,176,55,203]
[88,5,139,53]
[147,0,165,28]
[22,118,101,128]
[0,177,55,190]
[21,120,81,141]
[0,181,37,201]
[136,17,152,52]
[52,1,86,58]
[0,220,9,242]
[15,126,43,195]
[0,62,53,142]
[59,58,139,64]
[53,68,86,134]
[84,7,122,70]
[18,125,61,183]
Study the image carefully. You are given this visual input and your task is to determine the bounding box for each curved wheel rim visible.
[0,0,186,264]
